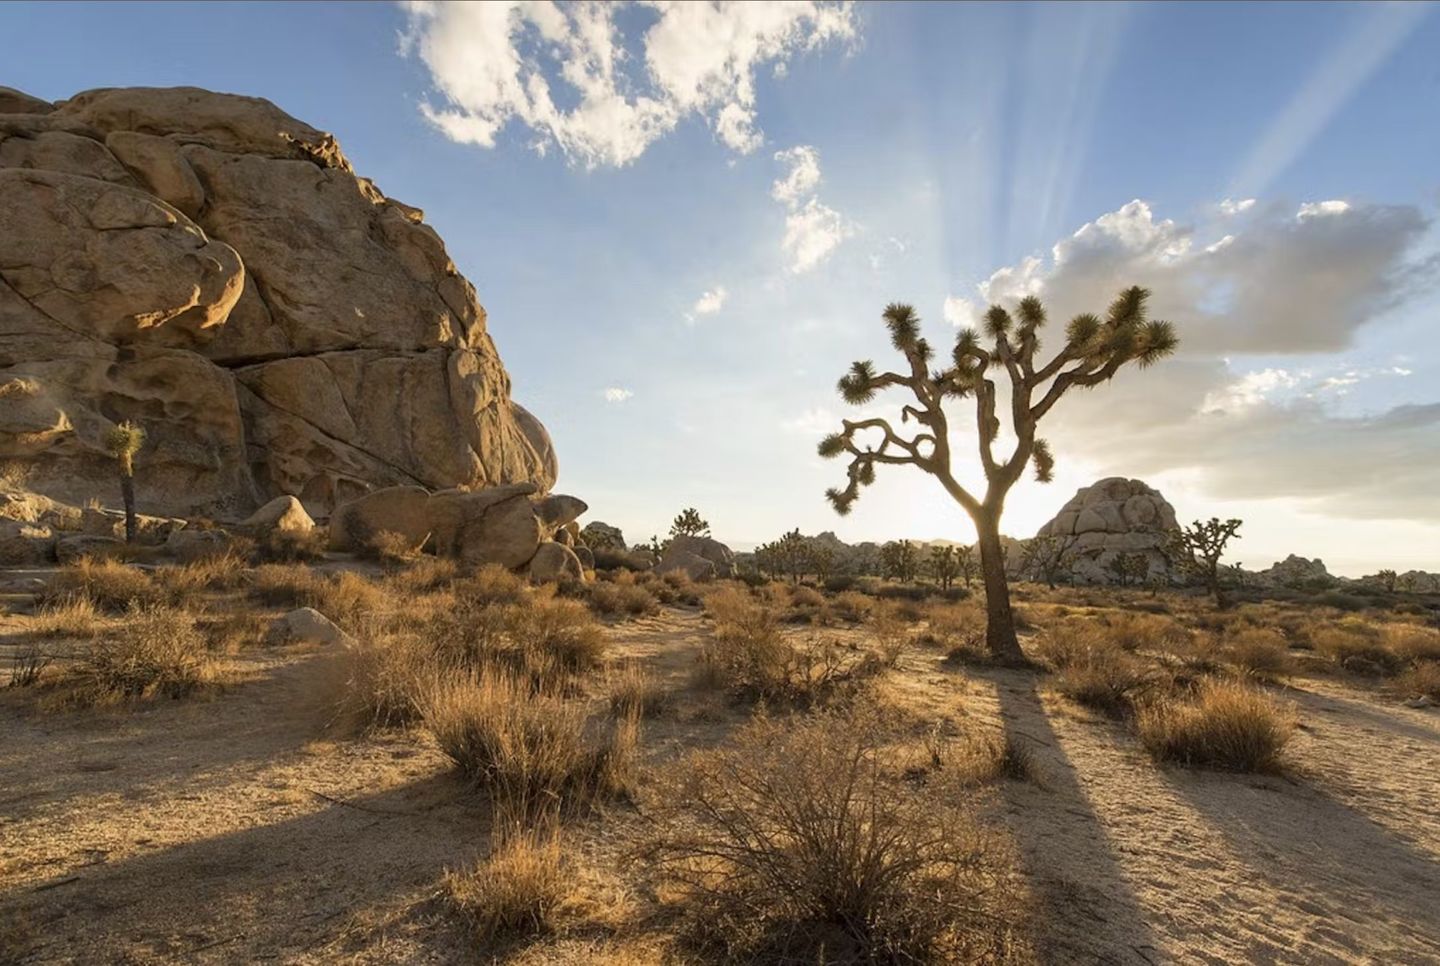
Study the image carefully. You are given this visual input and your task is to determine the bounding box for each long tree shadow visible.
[1159,764,1440,959]
[982,667,1164,964]
[1,771,486,965]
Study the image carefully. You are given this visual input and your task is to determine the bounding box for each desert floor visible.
[3,588,1440,964]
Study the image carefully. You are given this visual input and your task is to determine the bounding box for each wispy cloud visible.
[686,285,728,323]
[772,145,852,273]
[400,1,856,168]
[603,387,634,403]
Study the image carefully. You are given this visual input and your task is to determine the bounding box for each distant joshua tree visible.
[1019,532,1080,589]
[1374,569,1398,593]
[819,288,1177,661]
[955,543,977,589]
[929,544,960,590]
[1165,518,1242,607]
[881,539,919,583]
[1107,552,1149,587]
[104,420,146,543]
[669,507,711,539]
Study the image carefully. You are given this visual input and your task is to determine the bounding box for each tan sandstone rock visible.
[0,85,556,520]
[1035,477,1179,585]
[240,495,314,533]
[528,542,584,583]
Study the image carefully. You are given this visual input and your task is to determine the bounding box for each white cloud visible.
[688,285,727,321]
[400,0,856,168]
[957,196,1440,521]
[602,387,634,403]
[1297,199,1351,220]
[975,197,1433,354]
[1220,198,1256,215]
[771,145,851,273]
[942,295,978,328]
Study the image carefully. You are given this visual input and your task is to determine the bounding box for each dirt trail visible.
[3,608,1439,963]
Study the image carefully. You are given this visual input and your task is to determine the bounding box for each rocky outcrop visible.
[1034,477,1178,584]
[0,86,555,520]
[579,521,625,550]
[1255,555,1336,589]
[658,534,736,580]
[327,482,586,574]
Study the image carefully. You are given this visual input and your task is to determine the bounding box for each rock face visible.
[658,534,736,580]
[0,86,555,520]
[1255,555,1335,588]
[1034,477,1179,584]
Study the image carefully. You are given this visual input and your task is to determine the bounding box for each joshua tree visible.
[1107,552,1149,587]
[1374,568,1399,593]
[1019,532,1080,589]
[104,420,146,543]
[669,507,711,539]
[929,544,960,590]
[880,539,919,582]
[1165,518,1242,607]
[819,289,1177,661]
[955,543,977,589]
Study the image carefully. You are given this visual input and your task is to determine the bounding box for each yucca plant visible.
[819,287,1178,662]
[104,420,147,543]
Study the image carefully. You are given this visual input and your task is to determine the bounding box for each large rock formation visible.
[0,86,555,519]
[1034,477,1178,584]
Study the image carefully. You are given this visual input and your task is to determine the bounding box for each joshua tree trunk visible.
[975,511,1022,663]
[120,471,137,544]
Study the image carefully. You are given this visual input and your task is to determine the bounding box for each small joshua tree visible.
[820,289,1177,661]
[669,507,711,539]
[1374,568,1398,593]
[104,420,146,543]
[955,543,977,589]
[1019,532,1080,589]
[1165,518,1242,608]
[929,544,960,590]
[1107,552,1149,587]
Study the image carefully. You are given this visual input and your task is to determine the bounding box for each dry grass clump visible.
[445,829,571,945]
[196,610,268,654]
[700,586,896,707]
[151,551,250,598]
[423,672,637,822]
[249,562,326,608]
[1096,610,1191,653]
[60,606,213,707]
[1137,679,1294,773]
[383,555,461,595]
[584,579,660,619]
[829,589,875,623]
[249,565,386,629]
[254,527,327,563]
[1387,625,1440,665]
[920,600,987,662]
[922,725,1039,787]
[653,711,1030,963]
[453,563,530,609]
[1397,662,1440,702]
[1312,623,1404,675]
[1223,627,1292,680]
[362,529,425,565]
[505,596,607,675]
[608,661,673,718]
[31,594,104,640]
[46,557,162,613]
[1038,620,1149,717]
[328,627,436,731]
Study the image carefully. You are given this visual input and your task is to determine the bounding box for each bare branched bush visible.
[1137,679,1294,772]
[8,642,51,688]
[652,711,1031,963]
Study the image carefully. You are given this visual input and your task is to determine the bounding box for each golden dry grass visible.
[58,606,214,707]
[1137,679,1295,773]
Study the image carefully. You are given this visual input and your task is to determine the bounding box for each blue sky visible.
[6,1,1439,575]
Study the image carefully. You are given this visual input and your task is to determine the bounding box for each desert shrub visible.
[1097,610,1190,652]
[1397,662,1440,701]
[823,574,859,593]
[924,726,1039,787]
[308,571,388,629]
[701,587,892,706]
[46,557,162,613]
[1054,651,1148,718]
[31,594,103,639]
[454,563,529,609]
[505,596,607,674]
[608,661,672,718]
[1388,625,1440,665]
[920,600,986,661]
[1314,591,1369,612]
[790,585,825,609]
[653,711,1030,963]
[62,606,212,706]
[328,626,438,731]
[829,590,874,623]
[445,829,570,944]
[249,562,325,609]
[196,610,268,653]
[585,580,660,618]
[255,527,327,563]
[361,529,425,565]
[1312,624,1404,675]
[1224,628,1292,680]
[1136,680,1294,772]
[384,555,460,595]
[423,672,637,822]
[8,642,51,688]
[151,551,250,599]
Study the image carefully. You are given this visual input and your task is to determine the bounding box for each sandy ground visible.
[2,605,1439,964]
